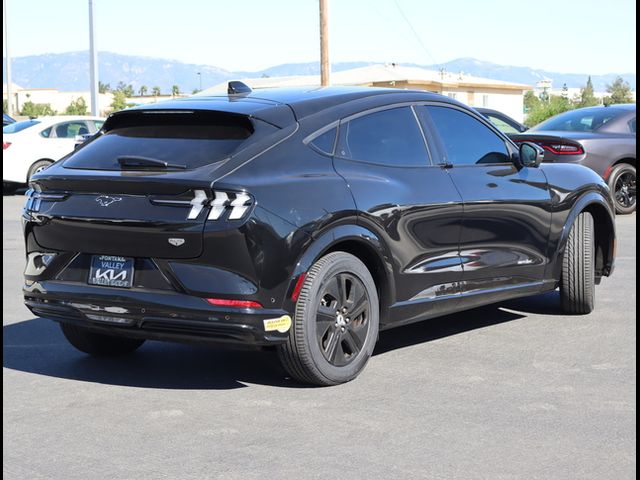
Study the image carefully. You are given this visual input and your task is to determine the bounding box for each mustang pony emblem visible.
[95,196,122,207]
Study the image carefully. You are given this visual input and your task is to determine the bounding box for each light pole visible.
[4,0,14,116]
[197,72,202,92]
[319,0,330,86]
[88,0,99,115]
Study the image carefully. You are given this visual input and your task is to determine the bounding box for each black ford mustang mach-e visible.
[23,84,616,385]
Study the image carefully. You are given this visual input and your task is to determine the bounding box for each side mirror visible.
[518,141,544,168]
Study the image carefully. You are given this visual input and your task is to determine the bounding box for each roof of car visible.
[21,115,105,126]
[123,86,448,124]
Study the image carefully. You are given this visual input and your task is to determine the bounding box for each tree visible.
[20,101,56,117]
[115,81,134,97]
[524,90,541,113]
[603,76,633,106]
[110,90,128,113]
[152,86,162,96]
[192,88,201,94]
[575,76,599,108]
[139,85,148,96]
[64,97,88,115]
[98,81,111,94]
[171,85,180,97]
[524,95,573,127]
[2,99,7,114]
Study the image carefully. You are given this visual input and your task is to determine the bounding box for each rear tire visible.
[608,164,636,214]
[560,212,595,314]
[28,160,54,182]
[60,323,145,356]
[277,252,379,386]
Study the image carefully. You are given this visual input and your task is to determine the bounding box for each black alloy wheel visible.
[277,252,379,386]
[316,272,371,367]
[609,164,636,214]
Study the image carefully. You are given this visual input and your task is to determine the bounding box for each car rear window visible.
[63,111,256,170]
[532,108,625,132]
[3,119,41,134]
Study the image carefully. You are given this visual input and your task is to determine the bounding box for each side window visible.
[40,127,52,138]
[309,127,337,155]
[486,114,519,135]
[424,106,510,165]
[339,107,429,167]
[629,118,636,133]
[53,122,89,138]
[93,120,105,131]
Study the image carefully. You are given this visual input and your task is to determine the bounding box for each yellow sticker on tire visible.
[263,315,292,333]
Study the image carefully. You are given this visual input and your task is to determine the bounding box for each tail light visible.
[207,191,253,221]
[539,142,584,155]
[24,185,68,213]
[3,142,11,150]
[151,189,254,221]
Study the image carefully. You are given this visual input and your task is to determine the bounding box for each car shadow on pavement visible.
[3,293,559,390]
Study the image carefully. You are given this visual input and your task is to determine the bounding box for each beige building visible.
[3,83,178,117]
[203,64,531,123]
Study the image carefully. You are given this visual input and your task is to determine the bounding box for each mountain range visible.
[3,51,636,94]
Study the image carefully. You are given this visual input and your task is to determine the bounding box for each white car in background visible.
[3,116,105,188]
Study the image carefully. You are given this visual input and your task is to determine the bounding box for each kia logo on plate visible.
[95,196,122,207]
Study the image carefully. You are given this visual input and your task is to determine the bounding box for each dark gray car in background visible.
[512,104,636,214]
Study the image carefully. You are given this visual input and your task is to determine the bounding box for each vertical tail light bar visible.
[205,190,254,221]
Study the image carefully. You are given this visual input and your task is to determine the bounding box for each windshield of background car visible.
[63,112,258,171]
[531,108,625,132]
[3,119,41,134]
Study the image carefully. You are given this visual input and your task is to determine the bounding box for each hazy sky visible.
[3,0,636,74]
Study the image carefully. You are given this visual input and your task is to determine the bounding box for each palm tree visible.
[152,86,161,97]
[139,85,148,97]
[171,85,180,97]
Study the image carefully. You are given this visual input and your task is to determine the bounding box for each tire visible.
[608,164,636,214]
[27,160,53,182]
[560,212,595,314]
[277,252,380,386]
[60,323,145,356]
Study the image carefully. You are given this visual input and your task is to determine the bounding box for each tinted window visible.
[3,119,41,134]
[340,107,429,167]
[310,127,336,154]
[93,120,105,130]
[40,127,52,138]
[64,112,255,170]
[424,106,510,165]
[532,107,624,132]
[629,118,636,133]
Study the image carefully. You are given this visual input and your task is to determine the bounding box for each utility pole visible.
[3,0,14,116]
[319,0,330,86]
[88,0,99,115]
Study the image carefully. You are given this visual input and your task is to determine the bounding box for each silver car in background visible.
[512,104,636,214]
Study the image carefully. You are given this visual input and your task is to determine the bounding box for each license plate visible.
[88,255,134,288]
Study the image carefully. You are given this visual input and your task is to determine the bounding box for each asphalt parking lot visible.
[3,193,636,480]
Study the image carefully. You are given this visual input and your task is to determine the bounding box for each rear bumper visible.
[24,281,291,346]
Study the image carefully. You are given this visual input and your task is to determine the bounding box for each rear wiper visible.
[117,156,186,170]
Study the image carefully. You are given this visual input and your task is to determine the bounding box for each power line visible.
[392,0,439,66]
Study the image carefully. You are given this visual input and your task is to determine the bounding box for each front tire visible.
[608,164,636,214]
[560,212,595,314]
[60,323,145,356]
[277,252,380,386]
